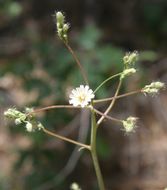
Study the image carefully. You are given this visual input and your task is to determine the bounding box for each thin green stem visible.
[90,109,105,190]
[43,127,91,150]
[93,89,142,103]
[94,73,122,93]
[64,42,89,85]
[97,79,122,126]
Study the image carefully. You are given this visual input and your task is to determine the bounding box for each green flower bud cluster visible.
[4,108,26,123]
[123,51,138,68]
[122,116,138,133]
[142,81,165,96]
[4,108,43,132]
[55,11,70,43]
[121,51,138,80]
[121,68,136,79]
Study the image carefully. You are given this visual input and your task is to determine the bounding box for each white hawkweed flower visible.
[25,122,33,132]
[69,85,95,107]
[122,116,138,133]
[121,68,136,79]
[142,81,165,96]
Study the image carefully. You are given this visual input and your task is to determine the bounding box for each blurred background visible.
[0,0,167,189]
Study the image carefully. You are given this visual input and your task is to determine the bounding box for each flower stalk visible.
[90,108,105,190]
[43,127,91,150]
[93,89,142,103]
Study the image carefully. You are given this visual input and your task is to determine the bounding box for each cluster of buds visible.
[55,11,70,43]
[123,51,139,68]
[122,116,138,133]
[121,51,138,79]
[4,108,43,132]
[142,81,165,96]
[121,68,136,79]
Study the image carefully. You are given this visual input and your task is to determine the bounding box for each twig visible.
[94,108,122,123]
[93,89,142,103]
[97,80,122,125]
[31,105,81,114]
[42,128,90,150]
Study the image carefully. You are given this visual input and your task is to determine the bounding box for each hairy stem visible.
[97,79,122,125]
[64,42,89,85]
[93,89,142,103]
[43,128,90,150]
[90,109,105,190]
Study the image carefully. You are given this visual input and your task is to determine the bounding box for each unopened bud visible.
[70,182,81,190]
[55,11,69,43]
[142,81,165,96]
[122,116,138,133]
[121,68,136,79]
[25,122,33,132]
[123,51,138,67]
[56,11,64,25]
[37,123,44,130]
[63,23,70,32]
[15,118,22,125]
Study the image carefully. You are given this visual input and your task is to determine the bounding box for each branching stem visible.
[97,79,122,125]
[29,105,89,115]
[94,108,122,123]
[94,89,142,103]
[43,128,91,150]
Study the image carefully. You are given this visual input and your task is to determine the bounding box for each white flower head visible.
[69,85,95,107]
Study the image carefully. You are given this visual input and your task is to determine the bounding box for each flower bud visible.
[15,118,22,125]
[122,116,138,133]
[55,11,69,43]
[56,11,64,25]
[4,108,26,121]
[63,23,70,32]
[121,68,136,79]
[25,122,33,132]
[70,182,81,190]
[123,51,138,67]
[37,123,44,130]
[142,81,165,96]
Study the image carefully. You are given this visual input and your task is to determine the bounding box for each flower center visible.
[79,94,86,102]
